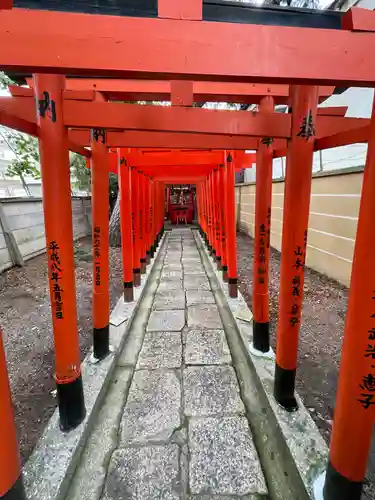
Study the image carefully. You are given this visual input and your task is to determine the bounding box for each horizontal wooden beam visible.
[63,102,369,140]
[274,123,369,157]
[0,95,369,154]
[8,85,96,101]
[68,141,91,158]
[0,109,37,136]
[315,115,368,139]
[26,78,336,105]
[1,8,375,85]
[149,176,206,182]
[63,101,291,138]
[314,125,368,150]
[140,167,216,175]
[317,106,348,117]
[0,98,91,157]
[124,151,225,167]
[72,129,265,150]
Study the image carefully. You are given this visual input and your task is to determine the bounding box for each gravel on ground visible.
[236,231,375,500]
[0,237,123,463]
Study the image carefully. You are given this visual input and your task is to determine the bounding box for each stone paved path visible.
[68,229,268,500]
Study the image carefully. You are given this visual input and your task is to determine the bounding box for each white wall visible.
[0,223,12,273]
[0,197,91,273]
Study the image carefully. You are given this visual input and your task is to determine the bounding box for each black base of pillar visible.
[323,461,363,500]
[222,265,228,282]
[146,251,151,264]
[150,245,155,258]
[140,258,147,274]
[216,256,223,270]
[253,321,270,353]
[228,277,238,298]
[1,476,27,500]
[93,324,110,360]
[133,268,141,287]
[274,363,298,412]
[124,281,134,302]
[56,375,86,431]
[208,244,212,253]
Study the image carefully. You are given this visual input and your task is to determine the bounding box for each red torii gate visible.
[0,3,375,500]
[105,147,253,298]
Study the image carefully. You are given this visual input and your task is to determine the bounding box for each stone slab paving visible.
[182,264,206,275]
[184,274,211,291]
[186,290,215,306]
[120,369,181,445]
[158,280,184,292]
[102,445,181,500]
[137,332,182,369]
[163,263,183,272]
[184,366,245,416]
[188,304,223,329]
[147,309,185,331]
[185,329,231,365]
[153,290,186,310]
[100,229,267,500]
[189,417,268,496]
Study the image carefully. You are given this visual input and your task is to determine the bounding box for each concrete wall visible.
[0,196,92,273]
[236,167,364,287]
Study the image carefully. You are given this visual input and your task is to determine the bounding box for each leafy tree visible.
[0,72,13,89]
[70,152,91,194]
[3,132,40,196]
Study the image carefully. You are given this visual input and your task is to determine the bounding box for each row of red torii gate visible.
[1,3,375,500]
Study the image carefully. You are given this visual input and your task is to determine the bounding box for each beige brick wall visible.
[236,168,364,287]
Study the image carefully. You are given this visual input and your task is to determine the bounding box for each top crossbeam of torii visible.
[0,3,375,85]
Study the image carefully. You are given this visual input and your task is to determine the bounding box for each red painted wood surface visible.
[1,9,375,85]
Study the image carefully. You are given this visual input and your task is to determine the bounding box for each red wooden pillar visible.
[252,96,274,353]
[145,176,151,264]
[150,179,156,257]
[154,181,160,247]
[159,183,165,240]
[204,180,210,248]
[118,151,134,302]
[154,181,160,248]
[34,74,85,430]
[219,165,228,282]
[195,183,203,235]
[0,329,26,500]
[201,182,207,239]
[91,128,110,361]
[198,182,205,238]
[131,168,141,287]
[225,152,238,298]
[139,173,147,274]
[214,168,223,270]
[323,96,375,500]
[209,173,217,257]
[274,85,318,412]
[205,178,212,250]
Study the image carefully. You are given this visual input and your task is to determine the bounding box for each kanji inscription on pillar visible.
[358,290,375,409]
[48,240,64,320]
